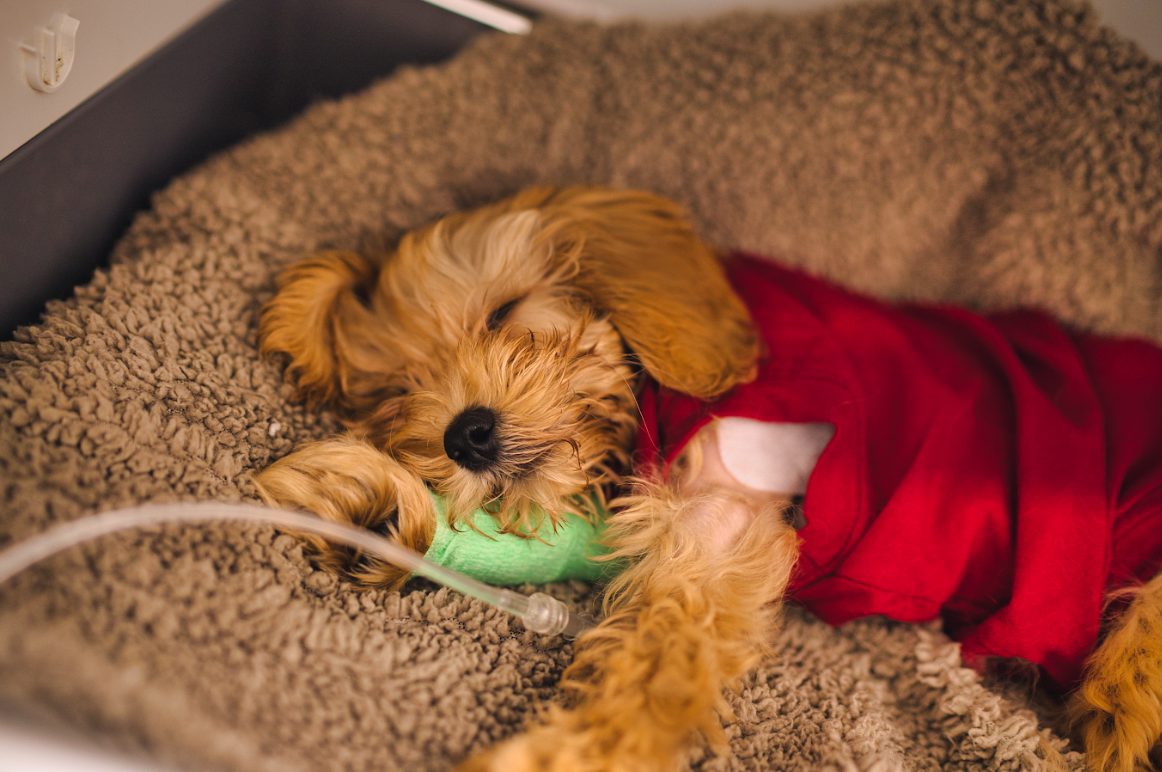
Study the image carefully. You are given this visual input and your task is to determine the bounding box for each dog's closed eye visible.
[486,296,524,331]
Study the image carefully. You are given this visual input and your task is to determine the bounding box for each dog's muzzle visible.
[444,406,500,472]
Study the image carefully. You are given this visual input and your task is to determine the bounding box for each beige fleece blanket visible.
[2,0,1159,768]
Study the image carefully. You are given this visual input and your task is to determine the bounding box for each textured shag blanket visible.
[2,0,1159,768]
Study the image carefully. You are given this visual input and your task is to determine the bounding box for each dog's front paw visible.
[253,434,433,586]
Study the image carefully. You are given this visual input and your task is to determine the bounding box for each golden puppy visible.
[255,187,1162,771]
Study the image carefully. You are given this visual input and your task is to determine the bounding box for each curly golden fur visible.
[254,186,1160,771]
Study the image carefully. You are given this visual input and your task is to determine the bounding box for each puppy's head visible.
[262,187,758,539]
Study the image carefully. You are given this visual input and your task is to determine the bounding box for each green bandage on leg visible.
[421,492,620,585]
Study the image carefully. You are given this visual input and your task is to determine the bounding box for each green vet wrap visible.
[422,491,620,585]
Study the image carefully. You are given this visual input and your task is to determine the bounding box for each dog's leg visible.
[465,480,799,771]
[1069,572,1162,772]
[253,434,435,588]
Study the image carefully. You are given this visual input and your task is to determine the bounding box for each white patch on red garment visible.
[671,418,832,552]
[713,417,834,495]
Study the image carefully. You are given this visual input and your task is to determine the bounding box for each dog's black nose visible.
[444,406,500,471]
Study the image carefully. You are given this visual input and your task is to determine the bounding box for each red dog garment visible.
[636,254,1162,689]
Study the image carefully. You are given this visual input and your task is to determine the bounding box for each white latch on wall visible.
[20,12,80,93]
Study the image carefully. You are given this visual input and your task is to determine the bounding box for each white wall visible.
[512,0,1162,61]
[0,0,227,159]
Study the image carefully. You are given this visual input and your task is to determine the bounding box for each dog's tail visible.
[260,250,377,409]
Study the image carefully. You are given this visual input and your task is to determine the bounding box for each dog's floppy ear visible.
[528,187,758,399]
[260,251,387,413]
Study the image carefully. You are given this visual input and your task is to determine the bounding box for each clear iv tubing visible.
[0,502,596,639]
